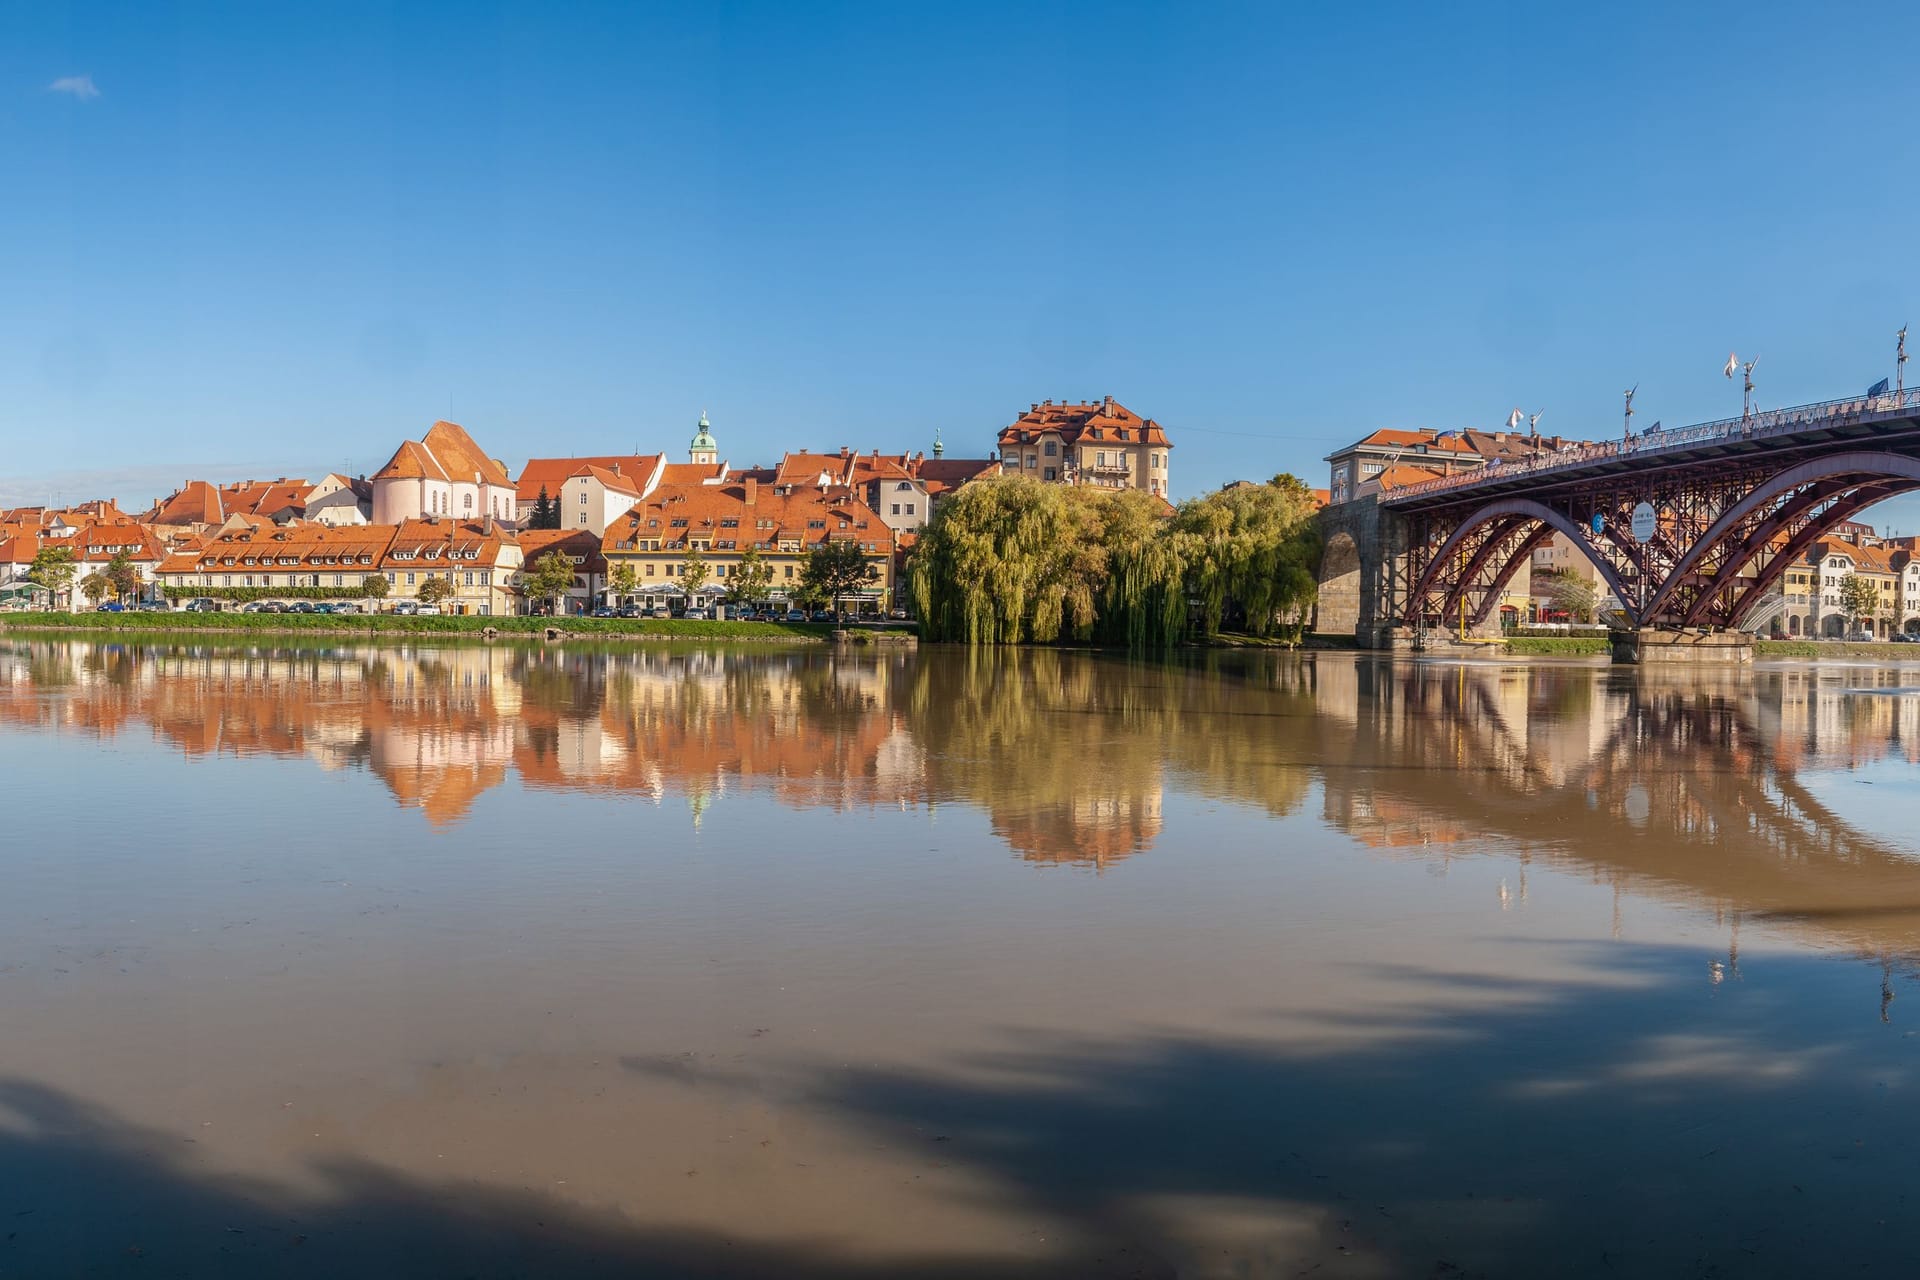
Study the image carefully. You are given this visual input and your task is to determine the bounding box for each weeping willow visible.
[909,473,1322,652]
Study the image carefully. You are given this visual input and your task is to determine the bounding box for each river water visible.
[2,637,1918,1278]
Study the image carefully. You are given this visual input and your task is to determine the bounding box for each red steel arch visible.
[1403,499,1643,628]
[1640,452,1920,623]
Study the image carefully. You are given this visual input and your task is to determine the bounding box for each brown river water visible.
[2,637,1919,1278]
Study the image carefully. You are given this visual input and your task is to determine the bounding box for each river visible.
[1,637,1917,1277]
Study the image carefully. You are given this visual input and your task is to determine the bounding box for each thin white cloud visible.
[48,75,99,101]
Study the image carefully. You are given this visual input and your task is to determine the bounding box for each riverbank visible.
[0,611,841,643]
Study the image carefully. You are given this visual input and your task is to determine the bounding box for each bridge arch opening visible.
[1317,531,1362,636]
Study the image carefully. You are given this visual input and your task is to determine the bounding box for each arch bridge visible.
[1377,390,1920,633]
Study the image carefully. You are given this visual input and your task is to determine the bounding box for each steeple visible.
[932,428,945,458]
[689,411,718,465]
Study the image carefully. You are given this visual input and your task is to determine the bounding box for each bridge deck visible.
[1381,390,1920,512]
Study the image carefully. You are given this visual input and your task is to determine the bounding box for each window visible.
[334,575,343,587]
[1097,451,1107,467]
[1151,454,1161,470]
[579,492,587,504]
[464,493,474,511]
[465,572,475,586]
[784,565,794,578]
[905,503,915,515]
[1044,441,1058,457]
[646,564,655,577]
[406,572,416,586]
[891,504,900,515]
[1043,468,1057,481]
[579,513,588,525]
[1025,454,1037,468]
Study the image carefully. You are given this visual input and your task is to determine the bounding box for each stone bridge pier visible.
[1315,497,1420,648]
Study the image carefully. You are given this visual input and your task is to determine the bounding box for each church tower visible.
[689,411,718,465]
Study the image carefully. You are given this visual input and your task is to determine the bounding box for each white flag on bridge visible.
[1724,353,1739,378]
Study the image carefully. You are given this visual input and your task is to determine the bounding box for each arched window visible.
[464,493,474,511]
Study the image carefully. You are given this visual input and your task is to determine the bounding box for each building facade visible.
[370,421,518,526]
[995,398,1172,498]
[601,480,894,613]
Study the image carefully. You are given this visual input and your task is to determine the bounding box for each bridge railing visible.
[1379,387,1920,504]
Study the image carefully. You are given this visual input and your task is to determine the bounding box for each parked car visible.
[95,601,124,613]
[185,598,219,613]
[889,608,909,620]
[591,606,616,618]
[1846,630,1875,642]
[648,607,671,619]
[682,608,709,621]
[415,604,441,616]
[616,605,644,618]
[286,601,316,614]
[241,602,267,613]
[783,608,807,622]
[391,601,419,615]
[1893,632,1918,643]
[260,601,286,613]
[136,600,172,612]
[809,610,834,623]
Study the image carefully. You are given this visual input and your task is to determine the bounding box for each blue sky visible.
[3,1,1917,524]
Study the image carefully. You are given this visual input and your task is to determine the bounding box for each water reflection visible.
[7,639,1920,947]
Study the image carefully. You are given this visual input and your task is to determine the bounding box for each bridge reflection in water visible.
[5,638,1920,956]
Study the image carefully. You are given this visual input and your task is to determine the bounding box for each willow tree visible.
[909,476,1080,644]
[911,473,1318,651]
[1171,475,1321,639]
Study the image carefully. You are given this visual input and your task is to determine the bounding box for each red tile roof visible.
[602,483,894,557]
[517,455,663,502]
[374,422,512,487]
[996,397,1173,451]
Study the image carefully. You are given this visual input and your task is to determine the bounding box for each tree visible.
[529,487,561,531]
[105,549,141,603]
[1543,570,1598,625]
[361,572,390,600]
[524,551,578,615]
[1839,573,1880,632]
[677,547,709,603]
[608,560,639,605]
[725,546,774,607]
[26,544,77,611]
[802,539,879,619]
[416,574,457,607]
[1168,477,1322,640]
[79,570,111,605]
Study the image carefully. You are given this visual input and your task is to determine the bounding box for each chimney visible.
[840,445,850,457]
[744,478,757,505]
[612,462,621,475]
[484,512,494,535]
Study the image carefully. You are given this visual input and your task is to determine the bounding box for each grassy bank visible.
[1503,635,1612,656]
[0,611,835,642]
[1755,639,1920,659]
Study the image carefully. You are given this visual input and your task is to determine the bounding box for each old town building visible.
[996,398,1173,498]
[601,480,894,612]
[370,420,518,525]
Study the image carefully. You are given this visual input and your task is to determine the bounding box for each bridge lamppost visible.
[1899,325,1909,399]
[1622,386,1636,444]
[1725,352,1757,422]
